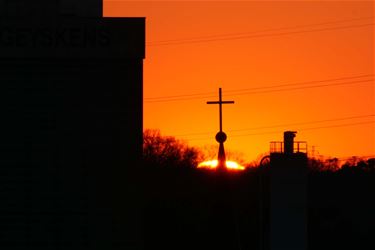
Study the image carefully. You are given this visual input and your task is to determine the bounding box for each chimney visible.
[284,131,296,154]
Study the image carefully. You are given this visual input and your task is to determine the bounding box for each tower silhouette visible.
[268,131,308,250]
[207,88,234,171]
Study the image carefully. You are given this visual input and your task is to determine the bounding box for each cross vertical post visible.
[219,88,222,132]
[207,88,234,133]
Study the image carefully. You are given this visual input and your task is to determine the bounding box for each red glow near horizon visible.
[198,160,246,170]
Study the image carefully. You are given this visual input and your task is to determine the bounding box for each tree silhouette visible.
[340,157,375,173]
[143,129,203,168]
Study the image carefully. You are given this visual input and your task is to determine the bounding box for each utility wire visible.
[147,23,373,46]
[227,79,373,97]
[145,74,373,100]
[219,75,373,95]
[147,16,374,45]
[183,120,375,141]
[298,121,375,132]
[144,77,373,103]
[175,114,375,137]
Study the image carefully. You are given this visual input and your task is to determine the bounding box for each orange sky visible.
[104,0,374,163]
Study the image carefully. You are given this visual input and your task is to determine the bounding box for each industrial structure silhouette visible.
[268,131,308,250]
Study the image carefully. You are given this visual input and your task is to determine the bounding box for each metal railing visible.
[270,141,308,154]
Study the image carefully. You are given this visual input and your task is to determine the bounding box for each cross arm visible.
[207,101,235,104]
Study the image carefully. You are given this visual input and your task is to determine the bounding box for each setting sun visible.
[198,160,246,170]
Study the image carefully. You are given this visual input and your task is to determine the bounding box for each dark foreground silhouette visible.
[141,162,375,250]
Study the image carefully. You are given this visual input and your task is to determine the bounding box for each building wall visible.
[269,153,308,250]
[1,12,144,249]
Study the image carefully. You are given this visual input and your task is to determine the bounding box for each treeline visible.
[143,129,375,172]
[141,130,374,250]
[143,129,203,168]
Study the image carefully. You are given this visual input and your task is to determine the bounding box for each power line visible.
[175,114,375,137]
[299,121,375,132]
[147,23,373,46]
[228,79,373,96]
[144,77,373,103]
[184,120,375,141]
[147,16,374,45]
[232,120,375,138]
[220,75,373,94]
[144,74,373,101]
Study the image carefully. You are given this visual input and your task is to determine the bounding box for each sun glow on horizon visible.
[198,160,246,170]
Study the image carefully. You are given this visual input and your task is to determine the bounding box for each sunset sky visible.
[104,0,374,163]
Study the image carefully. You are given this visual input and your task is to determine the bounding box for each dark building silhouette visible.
[1,0,144,249]
[269,131,308,250]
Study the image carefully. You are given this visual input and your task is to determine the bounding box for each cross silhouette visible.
[207,88,234,171]
[207,88,234,132]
